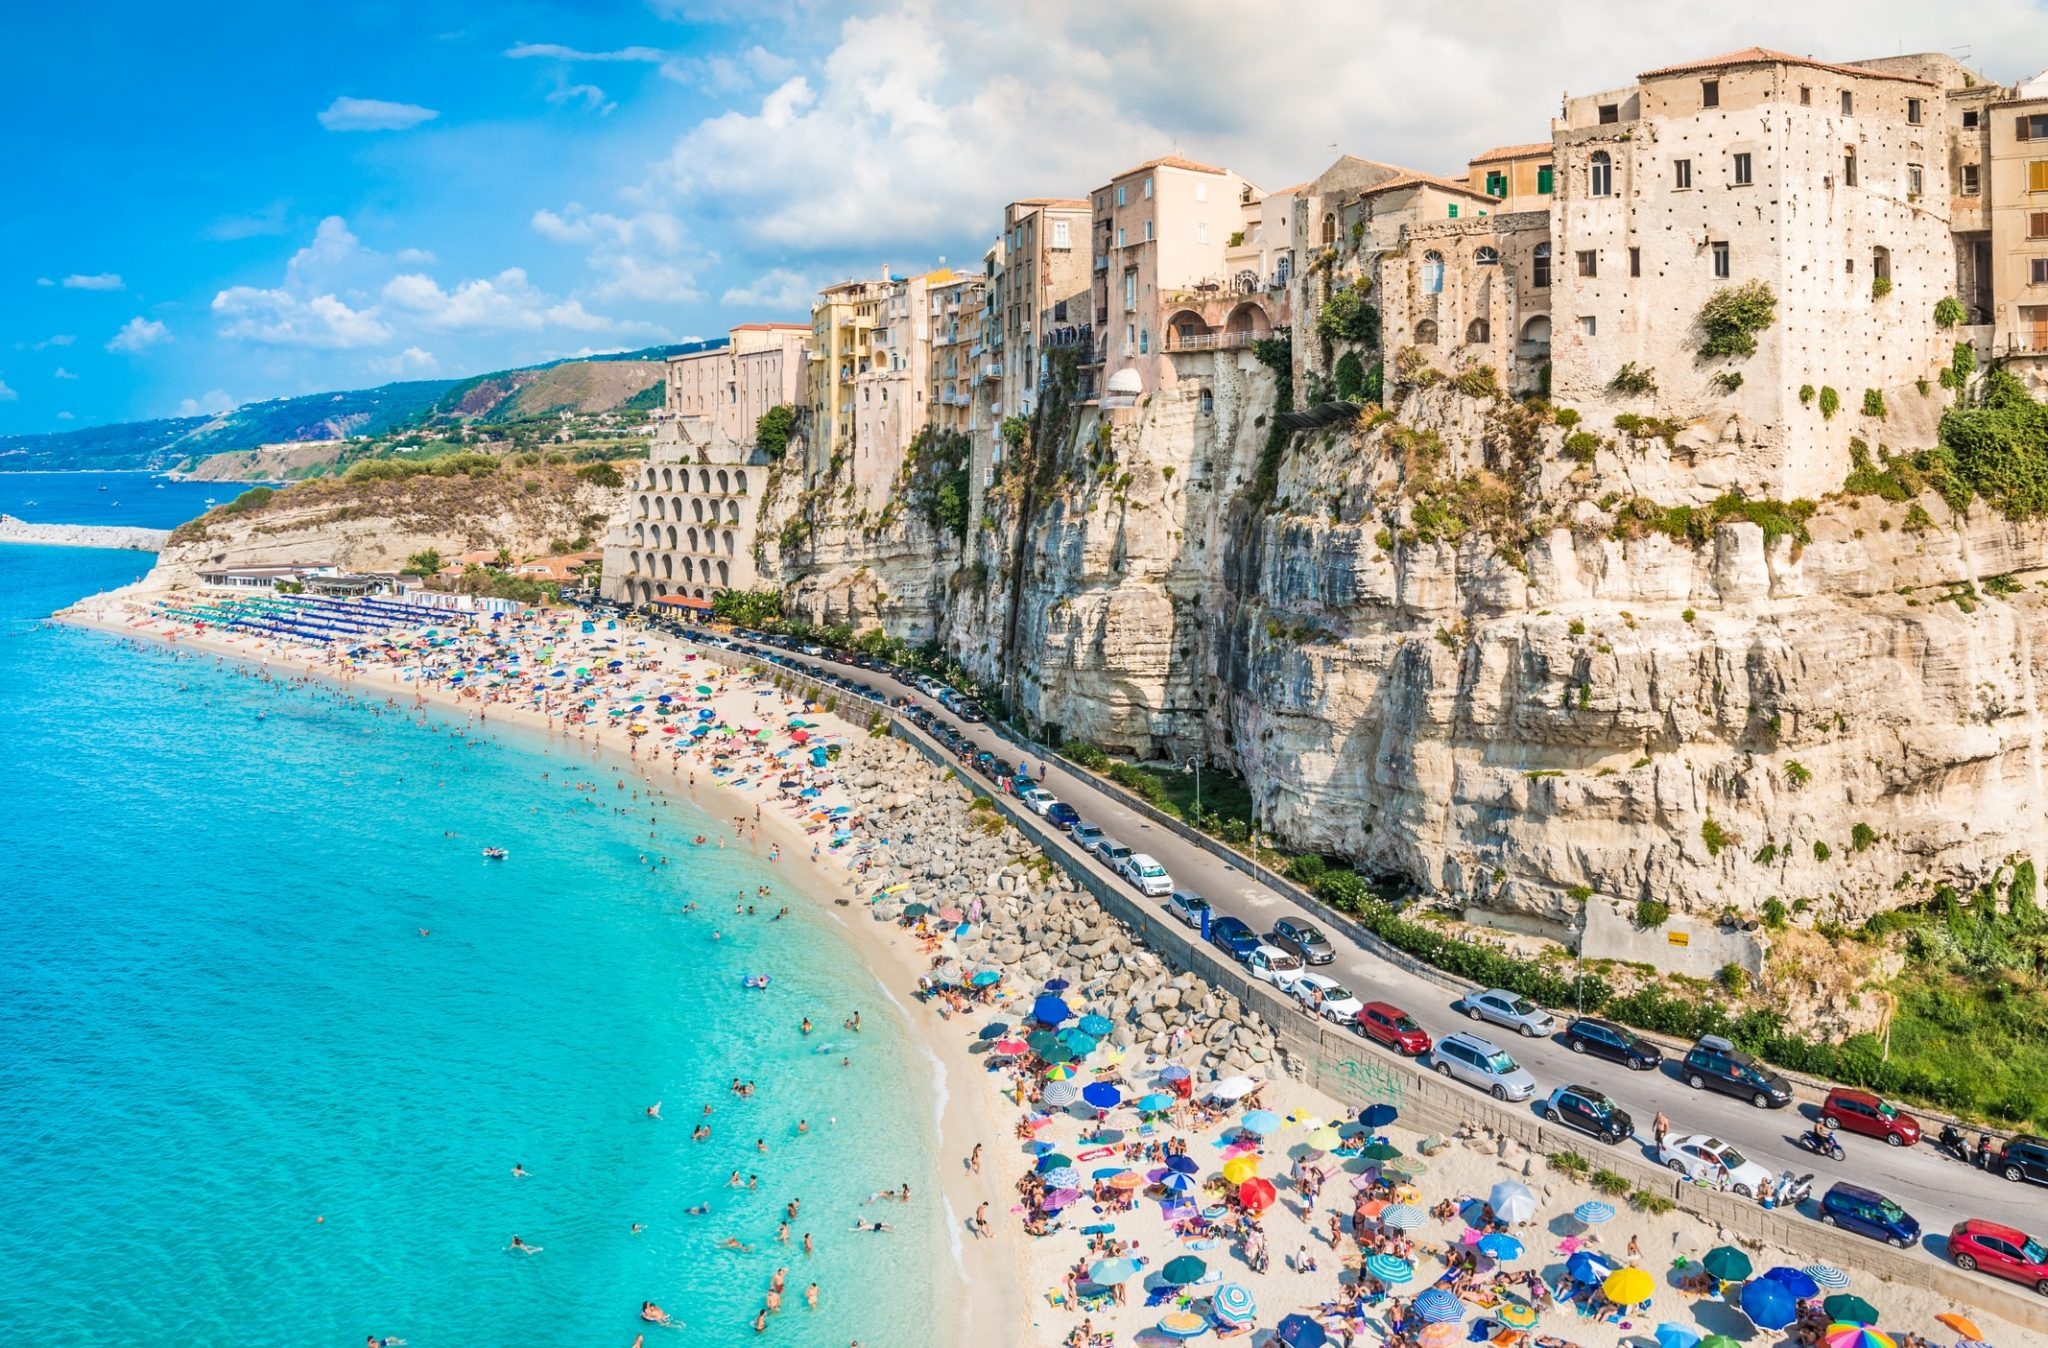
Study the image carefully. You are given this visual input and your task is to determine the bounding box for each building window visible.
[1200,388,1214,414]
[1321,212,1337,246]
[1532,243,1551,288]
[1963,109,1979,129]
[2024,115,2048,140]
[1415,319,1439,346]
[1576,249,1598,278]
[1116,185,1126,206]
[1116,227,1126,248]
[1195,221,1207,244]
[1702,80,1720,109]
[1123,270,1136,310]
[2030,212,2048,239]
[1908,97,1923,125]
[1598,103,1619,124]
[1485,170,1507,197]
[2033,259,2048,286]
[1052,219,1070,249]
[1467,317,1491,344]
[1139,328,1149,353]
[1422,250,1446,293]
[1843,147,1858,187]
[1963,164,1981,194]
[1799,85,1812,105]
[1711,241,1730,278]
[1580,315,1597,336]
[1841,90,1854,115]
[2022,304,2048,348]
[1143,177,1153,198]
[1095,194,1105,212]
[1144,219,1154,241]
[1873,246,1891,285]
[2032,160,2048,193]
[1475,246,1499,266]
[1674,158,1692,189]
[1908,163,1924,197]
[1537,165,1554,194]
[1194,182,1207,202]
[1629,246,1641,277]
[1589,151,1613,197]
[1733,152,1753,186]
[1449,202,1462,218]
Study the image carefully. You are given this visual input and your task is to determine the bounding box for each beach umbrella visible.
[1239,1109,1282,1135]
[1041,1081,1079,1108]
[1237,1177,1278,1213]
[1417,1324,1461,1348]
[1358,1102,1399,1128]
[1380,1203,1426,1230]
[1603,1267,1656,1306]
[1574,1200,1616,1224]
[1823,1327,1895,1348]
[977,1021,1011,1041]
[1701,1246,1753,1282]
[1935,1314,1983,1341]
[1032,995,1073,1025]
[1384,1158,1428,1181]
[1822,1295,1880,1326]
[1696,1338,1741,1348]
[1165,1153,1200,1176]
[902,902,929,918]
[1026,1031,1062,1056]
[1062,1033,1099,1056]
[1413,1288,1466,1323]
[1155,1309,1208,1339]
[1654,1323,1703,1348]
[1090,1256,1141,1285]
[1763,1267,1820,1300]
[993,1039,1028,1056]
[1212,1282,1257,1326]
[1161,1255,1207,1285]
[1090,1166,1126,1180]
[1138,1092,1172,1112]
[1488,1180,1537,1224]
[1498,1303,1540,1330]
[1034,1151,1071,1171]
[1042,978,1070,992]
[971,969,1002,987]
[938,906,963,924]
[1078,1013,1115,1036]
[1108,1171,1145,1191]
[1043,1188,1081,1211]
[1082,1083,1122,1110]
[1366,1253,1414,1284]
[1477,1233,1523,1261]
[1160,1172,1197,1194]
[1043,1166,1081,1191]
[1566,1251,1616,1284]
[693,684,713,694]
[1358,1141,1402,1161]
[1208,1076,1257,1102]
[1157,1064,1192,1083]
[1803,1264,1850,1291]
[1304,1126,1344,1150]
[1039,1045,1076,1066]
[1221,1155,1260,1185]
[1740,1277,1797,1330]
[1275,1313,1329,1347]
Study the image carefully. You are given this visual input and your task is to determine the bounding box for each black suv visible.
[1997,1135,2048,1186]
[1563,1017,1663,1071]
[1681,1034,1792,1108]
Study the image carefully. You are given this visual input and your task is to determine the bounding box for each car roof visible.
[1443,1031,1502,1052]
[1958,1218,2031,1242]
[1360,1000,1408,1015]
[1573,1016,1623,1031]
[1171,890,1208,903]
[1827,1086,1880,1104]
[1826,1182,1889,1202]
[1297,972,1340,988]
[1130,852,1160,866]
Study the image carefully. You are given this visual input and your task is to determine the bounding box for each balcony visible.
[1164,330,1258,353]
[1043,324,1093,350]
[1094,254,1108,272]
[979,362,1003,382]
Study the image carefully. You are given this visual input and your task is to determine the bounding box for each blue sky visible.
[7,0,2047,434]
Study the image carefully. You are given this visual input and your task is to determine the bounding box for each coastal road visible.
[673,627,2048,1281]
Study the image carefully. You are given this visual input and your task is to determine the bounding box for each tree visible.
[491,547,514,571]
[755,404,798,458]
[404,548,443,576]
[576,461,623,488]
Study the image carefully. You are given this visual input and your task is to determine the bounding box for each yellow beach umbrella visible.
[1222,1156,1260,1186]
[1304,1126,1344,1150]
[1603,1267,1656,1306]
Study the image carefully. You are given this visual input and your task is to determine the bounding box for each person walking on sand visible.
[968,1143,981,1174]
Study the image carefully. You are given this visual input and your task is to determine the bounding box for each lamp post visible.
[1184,754,1204,821]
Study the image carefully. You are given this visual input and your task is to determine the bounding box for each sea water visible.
[0,545,947,1346]
[0,470,227,530]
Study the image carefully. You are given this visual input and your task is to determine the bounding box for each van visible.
[1430,1031,1538,1102]
[1819,1182,1921,1248]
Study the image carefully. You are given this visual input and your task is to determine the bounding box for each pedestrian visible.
[1651,1110,1670,1147]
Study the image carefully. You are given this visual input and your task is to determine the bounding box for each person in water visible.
[646,1102,662,1119]
[511,1163,529,1178]
[507,1235,541,1254]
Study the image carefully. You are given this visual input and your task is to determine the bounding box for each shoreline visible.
[58,593,1026,1347]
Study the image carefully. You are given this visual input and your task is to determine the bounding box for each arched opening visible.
[659,467,673,491]
[669,524,682,549]
[1474,246,1499,267]
[681,556,695,581]
[1589,151,1612,198]
[716,469,730,494]
[1223,301,1272,340]
[1165,309,1210,351]
[628,549,641,575]
[694,588,706,600]
[669,496,683,521]
[722,529,736,556]
[1321,212,1337,246]
[1532,244,1552,289]
[734,470,748,495]
[698,469,711,492]
[716,560,730,587]
[653,495,667,520]
[1467,318,1491,344]
[631,523,644,545]
[660,554,674,579]
[725,499,740,523]
[1872,245,1891,285]
[687,526,700,552]
[1518,314,1552,361]
[1415,319,1439,346]
[1421,250,1445,295]
[692,498,705,522]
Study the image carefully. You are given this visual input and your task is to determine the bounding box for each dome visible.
[1105,368,1144,395]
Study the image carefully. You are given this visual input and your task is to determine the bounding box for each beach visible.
[59,586,2043,1348]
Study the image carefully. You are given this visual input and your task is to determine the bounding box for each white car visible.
[1290,973,1363,1023]
[1020,787,1056,815]
[1245,944,1306,991]
[1119,852,1173,897]
[1658,1133,1775,1198]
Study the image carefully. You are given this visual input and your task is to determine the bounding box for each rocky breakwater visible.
[0,515,170,551]
[839,734,1286,1080]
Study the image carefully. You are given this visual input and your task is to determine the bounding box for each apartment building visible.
[664,322,808,455]
[850,268,953,503]
[988,199,1091,428]
[807,276,889,476]
[927,273,985,439]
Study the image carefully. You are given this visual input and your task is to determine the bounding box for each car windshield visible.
[1394,1015,1421,1032]
[1298,927,1326,944]
[1185,897,1210,910]
[2024,1238,2046,1263]
[1271,954,1301,969]
[1876,1102,1897,1119]
[1484,1052,1519,1074]
[1139,865,1165,877]
[1716,1146,1748,1168]
[1506,996,1535,1015]
[1323,984,1354,1001]
[1581,1095,1611,1116]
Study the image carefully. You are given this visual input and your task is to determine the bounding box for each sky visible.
[6,0,2048,435]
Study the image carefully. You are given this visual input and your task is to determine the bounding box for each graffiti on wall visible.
[1327,1058,1407,1111]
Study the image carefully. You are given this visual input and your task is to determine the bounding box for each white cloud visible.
[206,202,290,241]
[34,335,75,350]
[370,346,441,376]
[317,96,439,132]
[53,367,78,380]
[62,273,125,291]
[57,411,74,420]
[211,287,393,348]
[107,317,169,353]
[506,42,666,62]
[720,268,815,310]
[35,277,53,287]
[0,379,17,402]
[548,82,616,114]
[177,389,237,417]
[380,268,664,336]
[528,205,700,304]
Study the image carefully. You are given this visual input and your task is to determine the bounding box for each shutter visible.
[2021,114,2034,141]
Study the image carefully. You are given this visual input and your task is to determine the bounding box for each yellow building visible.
[1465,142,1555,215]
[807,276,888,474]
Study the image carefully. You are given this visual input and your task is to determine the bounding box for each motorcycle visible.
[1936,1123,1973,1164]
[1796,1128,1845,1161]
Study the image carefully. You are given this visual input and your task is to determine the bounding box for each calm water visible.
[0,545,947,1346]
[0,470,224,528]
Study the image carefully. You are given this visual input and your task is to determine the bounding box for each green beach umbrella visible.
[1821,1295,1878,1325]
[1359,1141,1403,1162]
[1039,1045,1076,1065]
[1161,1255,1206,1285]
[902,903,929,918]
[1026,1031,1061,1056]
[1701,1246,1752,1282]
[1384,1157,1427,1178]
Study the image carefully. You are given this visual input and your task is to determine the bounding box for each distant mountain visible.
[0,339,722,474]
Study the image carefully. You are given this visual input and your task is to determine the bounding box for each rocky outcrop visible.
[0,516,169,551]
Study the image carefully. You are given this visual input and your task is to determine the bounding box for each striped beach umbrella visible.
[1043,1166,1081,1191]
[1413,1288,1466,1322]
[1574,1200,1617,1224]
[1212,1283,1257,1325]
[1380,1203,1427,1230]
[1041,1080,1079,1108]
[1156,1309,1208,1339]
[1802,1264,1850,1291]
[1366,1253,1414,1283]
[1498,1303,1539,1330]
[1822,1326,1895,1348]
[1417,1324,1461,1348]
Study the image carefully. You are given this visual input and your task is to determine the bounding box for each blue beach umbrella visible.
[1165,1153,1200,1176]
[1358,1103,1399,1129]
[1212,1283,1257,1326]
[1239,1109,1282,1135]
[971,970,1002,987]
[1566,1251,1615,1284]
[1654,1324,1703,1348]
[1366,1253,1414,1284]
[1042,978,1070,993]
[1082,1083,1122,1110]
[1275,1314,1328,1348]
[1414,1288,1466,1323]
[1060,1031,1099,1056]
[1090,1167,1127,1180]
[1138,1093,1173,1113]
[1090,1257,1141,1285]
[1043,1166,1081,1191]
[1032,995,1073,1026]
[1157,1064,1192,1082]
[1739,1276,1797,1330]
[1477,1233,1524,1261]
[1573,1200,1616,1224]
[1160,1172,1197,1194]
[1077,1013,1115,1036]
[977,1022,1011,1040]
[1762,1266,1820,1300]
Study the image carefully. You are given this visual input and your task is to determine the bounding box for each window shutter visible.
[2021,114,2034,141]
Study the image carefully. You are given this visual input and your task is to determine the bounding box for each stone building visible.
[848,268,953,509]
[806,275,889,476]
[990,198,1092,429]
[927,273,985,440]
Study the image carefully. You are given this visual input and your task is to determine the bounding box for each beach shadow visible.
[1689,1300,1759,1338]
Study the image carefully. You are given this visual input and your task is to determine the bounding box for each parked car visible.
[1044,802,1081,831]
[1947,1218,2048,1294]
[1290,973,1363,1024]
[1245,945,1306,990]
[1207,917,1260,961]
[1562,1017,1663,1070]
[1119,853,1173,898]
[958,703,986,723]
[1658,1133,1774,1198]
[1681,1034,1793,1108]
[1356,1001,1431,1056]
[1167,890,1211,928]
[1820,1088,1922,1148]
[1430,1032,1538,1102]
[1070,823,1106,852]
[1996,1135,2048,1187]
[1459,988,1556,1038]
[1268,917,1335,966]
[1097,841,1135,871]
[1543,1085,1635,1144]
[1819,1182,1921,1248]
[1020,787,1056,815]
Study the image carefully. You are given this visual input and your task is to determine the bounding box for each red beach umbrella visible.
[1238,1177,1278,1213]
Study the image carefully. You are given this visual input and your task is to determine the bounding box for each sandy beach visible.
[60,589,2041,1348]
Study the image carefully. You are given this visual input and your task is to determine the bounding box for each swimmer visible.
[845,1011,861,1032]
[722,1236,754,1253]
[787,1198,801,1220]
[691,1124,710,1142]
[778,1221,789,1243]
[512,1163,530,1178]
[507,1235,541,1254]
[803,1232,814,1256]
[771,1268,787,1294]
[805,1283,818,1311]
[417,928,430,937]
[727,1170,743,1188]
[852,1220,894,1233]
[685,1203,710,1216]
[646,1102,662,1119]
[797,1119,808,1134]
[631,1223,646,1235]
[753,1308,768,1333]
[641,1302,672,1325]
[756,1137,767,1153]
[801,1018,813,1035]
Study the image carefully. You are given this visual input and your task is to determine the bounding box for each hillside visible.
[435,357,665,423]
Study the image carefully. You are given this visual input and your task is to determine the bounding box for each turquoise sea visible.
[0,543,947,1346]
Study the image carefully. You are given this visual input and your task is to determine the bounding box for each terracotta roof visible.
[1109,154,1228,180]
[652,594,715,610]
[1638,46,1934,86]
[729,322,810,331]
[1468,142,1553,164]
[1012,197,1090,209]
[1359,172,1499,202]
[1270,182,1309,196]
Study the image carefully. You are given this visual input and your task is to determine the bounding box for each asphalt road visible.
[678,627,2048,1287]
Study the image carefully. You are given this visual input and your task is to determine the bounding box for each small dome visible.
[1106,368,1144,395]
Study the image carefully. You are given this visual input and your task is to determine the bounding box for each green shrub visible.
[1850,822,1879,852]
[1711,370,1744,392]
[755,404,797,458]
[1630,1187,1678,1214]
[1716,963,1750,995]
[1634,898,1670,929]
[1568,619,1586,636]
[1609,363,1659,396]
[1863,388,1886,419]
[1554,408,1582,430]
[575,461,623,488]
[1871,276,1893,300]
[1315,870,1371,912]
[1316,282,1380,349]
[1287,853,1329,884]
[1903,503,1935,533]
[1548,1150,1591,1177]
[1814,840,1833,863]
[1591,1168,1633,1196]
[1799,384,1816,405]
[1565,431,1600,465]
[1782,760,1812,787]
[1819,386,1840,420]
[1762,897,1789,929]
[1697,280,1778,359]
[220,485,275,515]
[1935,296,1967,329]
[1701,817,1732,857]
[1333,350,1368,402]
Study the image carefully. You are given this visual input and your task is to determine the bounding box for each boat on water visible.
[482,846,508,860]
[203,497,217,507]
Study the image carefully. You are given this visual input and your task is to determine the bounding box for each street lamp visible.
[1183,754,1204,820]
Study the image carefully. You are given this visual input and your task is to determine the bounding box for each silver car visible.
[1269,917,1335,966]
[1431,1031,1539,1101]
[1461,988,1556,1038]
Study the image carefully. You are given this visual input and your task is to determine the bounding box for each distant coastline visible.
[0,515,169,551]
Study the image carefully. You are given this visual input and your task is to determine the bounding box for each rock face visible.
[0,516,169,551]
[763,357,2048,931]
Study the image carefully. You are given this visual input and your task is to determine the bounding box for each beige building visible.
[1466,143,1555,216]
[989,199,1092,426]
[664,322,808,454]
[850,268,953,505]
[807,276,889,476]
[927,273,985,439]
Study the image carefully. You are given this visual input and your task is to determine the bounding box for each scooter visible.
[1935,1123,1973,1164]
[1796,1128,1845,1161]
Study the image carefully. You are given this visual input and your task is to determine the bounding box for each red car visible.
[1355,1001,1431,1055]
[1949,1218,2048,1295]
[1821,1088,1922,1147]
